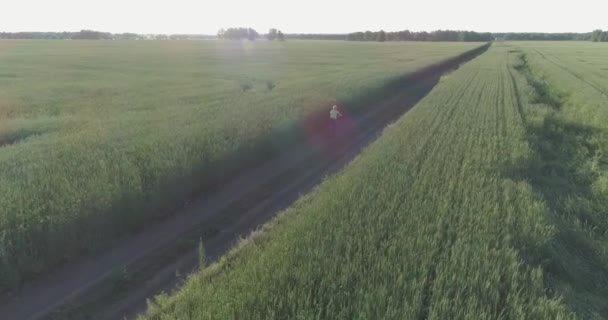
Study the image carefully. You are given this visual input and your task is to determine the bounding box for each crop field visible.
[140,43,608,319]
[510,41,608,317]
[0,40,482,289]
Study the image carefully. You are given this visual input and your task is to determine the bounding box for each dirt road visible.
[0,44,489,320]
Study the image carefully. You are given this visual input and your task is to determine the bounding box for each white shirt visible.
[330,109,342,120]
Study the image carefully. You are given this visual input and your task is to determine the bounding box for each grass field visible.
[509,41,608,317]
[0,40,483,289]
[140,43,608,319]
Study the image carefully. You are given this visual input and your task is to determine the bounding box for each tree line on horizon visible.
[345,30,493,42]
[1,28,605,42]
[0,30,215,40]
[494,32,592,41]
[216,28,285,41]
[0,30,114,40]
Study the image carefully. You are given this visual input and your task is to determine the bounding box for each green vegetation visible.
[493,33,591,41]
[0,40,482,289]
[346,29,493,42]
[140,43,608,319]
[511,41,608,318]
[591,30,608,42]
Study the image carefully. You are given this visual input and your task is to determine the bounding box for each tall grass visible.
[0,40,482,289]
[140,45,602,319]
[509,41,608,319]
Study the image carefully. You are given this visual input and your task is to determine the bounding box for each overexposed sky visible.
[2,0,607,34]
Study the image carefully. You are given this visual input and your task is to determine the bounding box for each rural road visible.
[0,43,489,320]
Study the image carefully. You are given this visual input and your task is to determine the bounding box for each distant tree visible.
[70,29,112,40]
[378,30,386,42]
[494,32,588,41]
[169,34,215,40]
[268,28,278,40]
[364,31,373,41]
[573,33,592,41]
[217,27,259,40]
[432,30,459,41]
[247,28,258,41]
[351,32,365,41]
[284,33,346,40]
[217,28,225,39]
[415,31,429,41]
[591,29,608,42]
[115,33,141,40]
[277,30,285,41]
